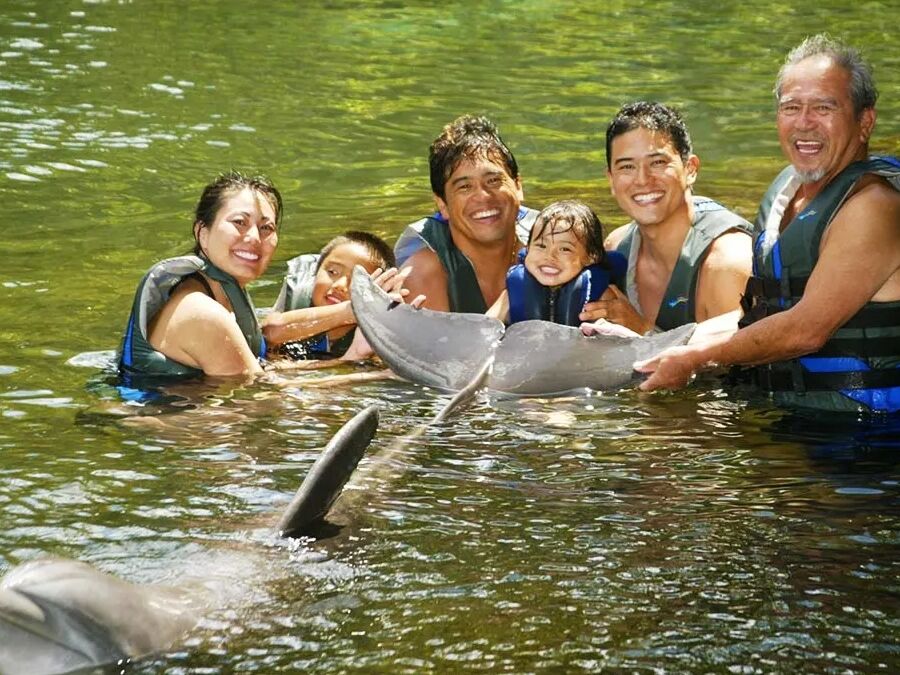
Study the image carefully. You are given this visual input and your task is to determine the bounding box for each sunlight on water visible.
[1,0,898,672]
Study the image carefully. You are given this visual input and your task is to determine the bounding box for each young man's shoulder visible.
[604,223,634,250]
[703,229,752,273]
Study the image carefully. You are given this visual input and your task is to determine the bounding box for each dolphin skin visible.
[350,266,696,396]
[0,405,380,675]
[277,405,379,537]
[0,558,200,675]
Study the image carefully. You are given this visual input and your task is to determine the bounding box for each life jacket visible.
[270,253,354,360]
[506,250,628,326]
[739,156,900,414]
[118,255,266,379]
[615,196,752,330]
[394,206,538,313]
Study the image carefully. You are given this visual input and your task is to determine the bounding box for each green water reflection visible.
[1,0,898,672]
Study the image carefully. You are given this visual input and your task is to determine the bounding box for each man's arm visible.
[402,249,450,312]
[694,230,752,322]
[637,180,900,390]
[580,224,652,331]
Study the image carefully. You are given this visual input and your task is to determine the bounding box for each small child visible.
[488,200,626,326]
[263,231,397,360]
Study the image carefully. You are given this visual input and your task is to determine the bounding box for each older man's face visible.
[776,55,875,185]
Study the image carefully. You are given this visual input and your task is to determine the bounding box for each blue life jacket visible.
[506,250,627,326]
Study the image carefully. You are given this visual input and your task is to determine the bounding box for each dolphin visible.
[350,266,696,396]
[0,405,380,675]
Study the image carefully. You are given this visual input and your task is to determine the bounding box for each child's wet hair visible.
[316,231,396,272]
[528,200,606,265]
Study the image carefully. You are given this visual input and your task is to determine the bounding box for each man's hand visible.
[633,345,702,391]
[580,319,642,339]
[369,266,426,308]
[580,285,652,334]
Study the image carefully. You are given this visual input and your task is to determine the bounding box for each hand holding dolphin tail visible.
[351,265,697,396]
[350,265,504,392]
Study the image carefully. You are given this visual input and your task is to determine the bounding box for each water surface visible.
[1,1,898,672]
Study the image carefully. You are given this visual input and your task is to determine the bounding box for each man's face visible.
[435,155,523,248]
[606,127,698,228]
[776,55,876,185]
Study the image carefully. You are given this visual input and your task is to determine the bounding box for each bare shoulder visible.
[703,229,753,274]
[823,177,900,251]
[819,176,900,301]
[604,224,631,250]
[167,283,233,329]
[405,247,445,276]
[403,247,450,311]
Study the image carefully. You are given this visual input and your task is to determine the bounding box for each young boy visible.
[263,231,398,360]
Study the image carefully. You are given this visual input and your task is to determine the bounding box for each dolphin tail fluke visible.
[277,405,379,539]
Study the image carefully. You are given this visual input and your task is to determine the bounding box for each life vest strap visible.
[755,364,900,392]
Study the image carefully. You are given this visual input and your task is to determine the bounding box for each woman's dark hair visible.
[316,230,396,272]
[192,171,283,255]
[528,200,606,265]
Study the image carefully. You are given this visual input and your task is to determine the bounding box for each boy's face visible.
[524,225,594,288]
[311,242,381,307]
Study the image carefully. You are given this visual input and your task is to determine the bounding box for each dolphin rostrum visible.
[350,266,696,396]
[0,405,380,675]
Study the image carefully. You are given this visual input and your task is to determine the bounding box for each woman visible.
[118,172,282,379]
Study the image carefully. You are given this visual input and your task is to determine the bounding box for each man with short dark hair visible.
[580,101,752,333]
[395,115,536,312]
[637,35,900,414]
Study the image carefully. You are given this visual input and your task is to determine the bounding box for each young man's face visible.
[606,127,698,229]
[435,155,523,249]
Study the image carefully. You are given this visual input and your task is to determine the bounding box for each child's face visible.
[311,242,381,306]
[524,225,594,288]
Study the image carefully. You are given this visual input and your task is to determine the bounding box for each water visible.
[2,0,899,672]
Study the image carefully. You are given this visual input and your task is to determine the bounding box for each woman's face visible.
[197,187,278,286]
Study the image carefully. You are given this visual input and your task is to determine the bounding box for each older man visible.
[581,101,752,333]
[637,35,900,414]
[395,115,536,312]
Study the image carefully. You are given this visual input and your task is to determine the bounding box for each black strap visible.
[755,365,900,391]
[814,335,900,358]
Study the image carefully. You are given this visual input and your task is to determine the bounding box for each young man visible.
[637,35,900,414]
[395,115,537,313]
[580,102,752,333]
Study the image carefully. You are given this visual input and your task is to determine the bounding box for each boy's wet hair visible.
[192,170,283,256]
[528,200,606,265]
[429,115,519,200]
[605,101,693,169]
[316,230,396,273]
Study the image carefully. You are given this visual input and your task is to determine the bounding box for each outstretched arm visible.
[636,180,900,390]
